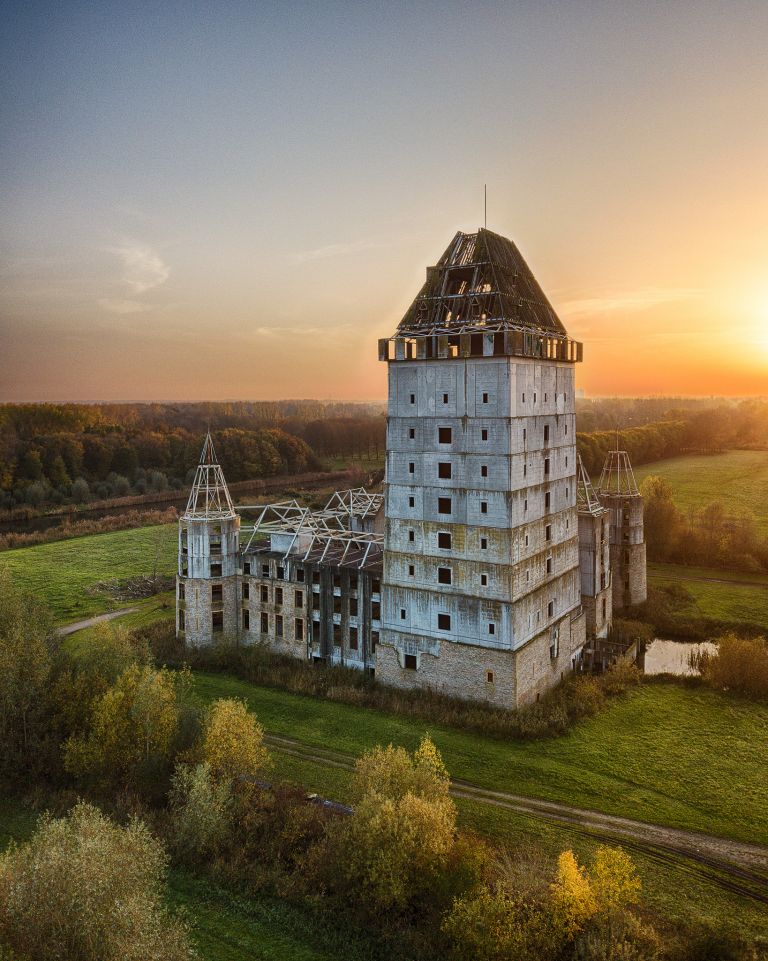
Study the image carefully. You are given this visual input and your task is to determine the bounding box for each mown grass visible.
[0,524,177,624]
[193,673,768,847]
[648,562,768,627]
[634,449,768,534]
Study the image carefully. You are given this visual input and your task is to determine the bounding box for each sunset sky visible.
[2,0,767,402]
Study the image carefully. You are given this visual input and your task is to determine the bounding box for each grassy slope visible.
[192,673,768,847]
[634,449,768,534]
[0,524,177,623]
[648,563,768,627]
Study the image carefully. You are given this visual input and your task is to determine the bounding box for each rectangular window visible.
[275,587,283,606]
[372,578,381,593]
[482,392,488,403]
[488,622,495,635]
[372,601,381,619]
[371,631,379,650]
[438,427,452,444]
[333,573,341,588]
[437,613,451,631]
[545,491,551,510]
[481,429,488,441]
[486,670,494,683]
[212,611,223,632]
[522,393,526,403]
[524,498,528,512]
[295,590,303,607]
[410,393,415,404]
[404,653,417,670]
[400,608,407,620]
[350,597,358,616]
[438,497,452,514]
[333,623,341,646]
[312,570,320,584]
[523,428,527,442]
[546,557,552,574]
[548,601,554,617]
[409,462,415,474]
[296,568,305,582]
[409,427,415,439]
[333,595,342,615]
[480,501,488,514]
[295,617,303,640]
[210,562,222,577]
[276,615,283,637]
[350,573,358,589]
[481,465,488,477]
[277,566,285,580]
[438,531,452,549]
[242,582,250,600]
[409,496,415,507]
[211,583,223,602]
[243,561,250,575]
[481,537,488,550]
[544,457,550,476]
[442,392,449,404]
[242,610,250,630]
[438,567,452,585]
[261,612,269,633]
[408,564,415,576]
[262,563,270,577]
[544,425,550,443]
[480,573,488,586]
[546,524,552,541]
[312,593,320,611]
[408,529,415,542]
[349,627,359,650]
[178,611,185,631]
[438,462,452,479]
[178,582,185,600]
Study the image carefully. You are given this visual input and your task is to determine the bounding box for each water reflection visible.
[640,639,717,676]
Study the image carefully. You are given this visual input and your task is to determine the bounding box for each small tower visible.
[596,448,646,611]
[577,454,612,639]
[177,433,240,645]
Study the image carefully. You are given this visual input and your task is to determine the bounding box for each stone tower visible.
[376,228,586,708]
[576,454,612,639]
[596,448,647,611]
[176,433,240,646]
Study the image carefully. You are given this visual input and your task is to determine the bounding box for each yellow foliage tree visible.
[550,850,597,936]
[589,845,642,911]
[201,697,270,783]
[65,664,185,786]
[339,736,456,909]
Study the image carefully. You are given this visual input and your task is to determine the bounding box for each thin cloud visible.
[98,298,151,315]
[289,239,387,264]
[107,243,170,294]
[558,287,704,317]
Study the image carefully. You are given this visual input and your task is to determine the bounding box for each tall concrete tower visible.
[596,449,647,611]
[177,433,240,646]
[377,228,586,708]
[577,454,612,639]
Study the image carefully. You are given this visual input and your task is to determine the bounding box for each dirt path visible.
[57,608,138,636]
[264,733,768,905]
[650,569,768,589]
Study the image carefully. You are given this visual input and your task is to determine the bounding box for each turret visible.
[177,433,240,645]
[596,448,647,611]
[576,454,612,638]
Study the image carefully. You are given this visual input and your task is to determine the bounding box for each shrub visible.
[200,697,270,782]
[0,802,192,961]
[693,633,768,699]
[169,761,233,863]
[573,910,660,960]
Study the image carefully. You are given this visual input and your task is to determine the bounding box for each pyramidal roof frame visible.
[576,454,606,514]
[597,448,640,497]
[183,432,236,519]
[395,227,568,338]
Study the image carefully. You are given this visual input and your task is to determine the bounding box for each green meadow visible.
[648,562,768,627]
[634,449,768,533]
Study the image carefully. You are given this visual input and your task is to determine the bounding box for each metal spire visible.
[576,453,606,514]
[183,432,235,519]
[596,448,639,496]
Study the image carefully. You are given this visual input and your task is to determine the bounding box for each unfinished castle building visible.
[176,226,646,707]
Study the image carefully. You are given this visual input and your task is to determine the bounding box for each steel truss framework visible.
[239,487,384,569]
[597,450,640,497]
[576,454,607,515]
[184,432,236,519]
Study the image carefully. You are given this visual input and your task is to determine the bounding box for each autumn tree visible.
[200,697,270,783]
[333,737,457,910]
[0,802,192,961]
[169,761,234,863]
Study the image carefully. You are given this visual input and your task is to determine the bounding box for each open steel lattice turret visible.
[183,433,235,519]
[577,453,606,515]
[597,449,639,497]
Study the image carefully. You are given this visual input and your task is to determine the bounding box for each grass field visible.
[192,673,768,848]
[634,449,768,533]
[0,524,177,624]
[648,562,768,627]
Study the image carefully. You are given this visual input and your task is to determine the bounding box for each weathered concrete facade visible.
[576,455,612,639]
[596,450,647,612]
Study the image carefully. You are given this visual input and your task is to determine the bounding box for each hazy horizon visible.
[3,0,768,402]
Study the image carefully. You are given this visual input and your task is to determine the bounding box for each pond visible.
[640,639,717,676]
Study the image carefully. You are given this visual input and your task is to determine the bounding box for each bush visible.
[693,633,768,699]
[0,802,192,961]
[573,910,660,961]
[169,761,233,863]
